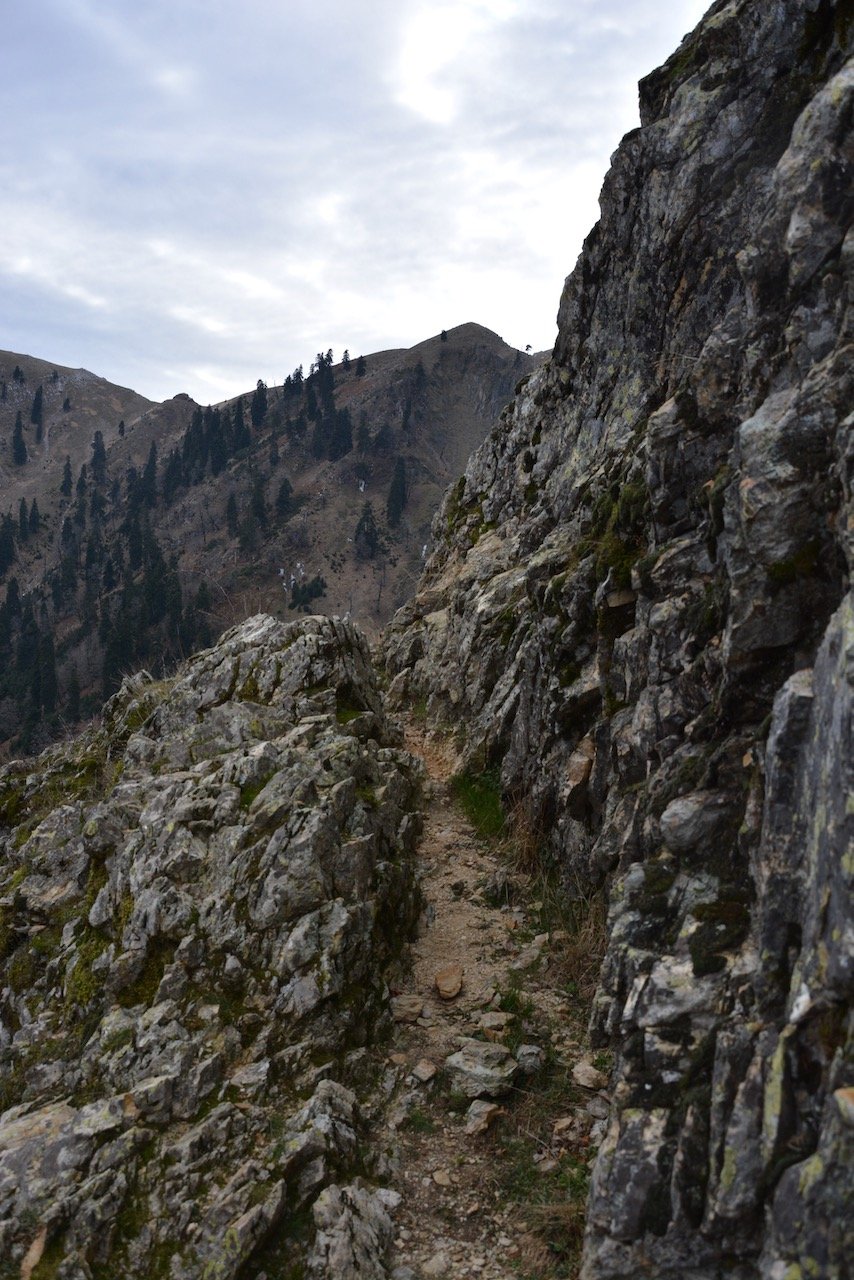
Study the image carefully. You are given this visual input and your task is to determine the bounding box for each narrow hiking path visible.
[376,721,610,1280]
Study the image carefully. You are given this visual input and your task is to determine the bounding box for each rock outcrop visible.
[385,2,853,1276]
[0,615,421,1278]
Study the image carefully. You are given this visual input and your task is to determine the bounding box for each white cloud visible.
[0,0,713,401]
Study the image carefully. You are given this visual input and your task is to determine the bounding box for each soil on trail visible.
[377,722,608,1280]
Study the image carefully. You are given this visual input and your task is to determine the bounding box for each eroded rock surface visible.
[385,3,853,1276]
[0,614,421,1278]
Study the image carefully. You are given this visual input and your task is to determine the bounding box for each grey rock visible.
[0,616,421,1275]
[444,1038,519,1098]
[383,5,854,1278]
[307,1180,395,1280]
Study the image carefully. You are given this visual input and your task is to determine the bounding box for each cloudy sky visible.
[0,0,709,404]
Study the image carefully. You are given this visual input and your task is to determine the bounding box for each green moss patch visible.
[450,769,505,839]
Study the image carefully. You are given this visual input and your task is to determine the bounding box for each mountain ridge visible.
[0,323,538,754]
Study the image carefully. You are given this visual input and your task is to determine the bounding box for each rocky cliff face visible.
[386,2,853,1276]
[0,615,421,1278]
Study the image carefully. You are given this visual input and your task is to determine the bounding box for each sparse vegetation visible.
[451,768,505,838]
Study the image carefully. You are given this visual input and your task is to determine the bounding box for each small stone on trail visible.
[586,1094,610,1119]
[479,1011,509,1033]
[422,1252,451,1278]
[445,1038,519,1098]
[432,1168,453,1187]
[572,1059,608,1090]
[392,995,425,1023]
[389,1052,409,1066]
[464,1099,506,1135]
[412,1058,438,1083]
[515,1043,544,1074]
[435,963,464,999]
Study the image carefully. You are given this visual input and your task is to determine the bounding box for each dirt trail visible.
[377,723,604,1280]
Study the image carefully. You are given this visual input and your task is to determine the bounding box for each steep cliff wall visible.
[385,2,853,1275]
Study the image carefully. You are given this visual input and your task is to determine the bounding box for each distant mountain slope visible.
[0,324,537,753]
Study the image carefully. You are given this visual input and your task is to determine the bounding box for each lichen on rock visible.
[0,614,422,1278]
[384,2,853,1276]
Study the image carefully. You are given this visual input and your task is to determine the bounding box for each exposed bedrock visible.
[385,1,853,1274]
[0,614,422,1278]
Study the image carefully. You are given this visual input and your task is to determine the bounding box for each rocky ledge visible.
[0,615,422,1279]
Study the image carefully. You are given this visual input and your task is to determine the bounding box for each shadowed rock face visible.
[385,2,853,1276]
[0,615,422,1278]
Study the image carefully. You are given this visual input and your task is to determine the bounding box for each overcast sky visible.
[0,0,709,404]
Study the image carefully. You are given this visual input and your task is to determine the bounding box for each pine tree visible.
[275,477,293,519]
[61,456,73,497]
[0,517,16,574]
[250,478,267,530]
[18,498,29,543]
[5,577,20,615]
[386,456,407,527]
[329,408,353,460]
[226,493,239,537]
[356,355,366,377]
[91,429,107,485]
[142,442,158,507]
[310,416,327,459]
[30,385,44,430]
[354,502,379,560]
[162,448,183,505]
[373,421,394,453]
[28,499,40,536]
[90,489,106,522]
[12,413,26,465]
[232,398,250,453]
[342,349,351,372]
[250,380,268,428]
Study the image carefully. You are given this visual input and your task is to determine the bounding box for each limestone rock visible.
[434,963,463,999]
[572,1061,608,1091]
[391,996,424,1023]
[464,1100,506,1135]
[444,1039,519,1098]
[383,5,854,1277]
[0,616,421,1277]
[307,1180,396,1280]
